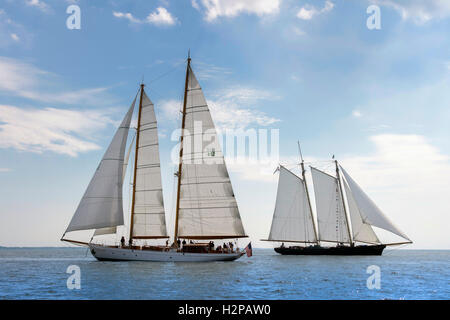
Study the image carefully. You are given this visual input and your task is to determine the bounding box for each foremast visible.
[298,142,319,245]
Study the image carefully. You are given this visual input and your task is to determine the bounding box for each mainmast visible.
[335,159,354,247]
[129,83,145,242]
[297,141,319,245]
[173,53,191,245]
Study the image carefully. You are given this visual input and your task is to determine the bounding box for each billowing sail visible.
[268,166,317,243]
[93,134,136,237]
[177,65,246,239]
[65,99,136,233]
[343,179,380,244]
[340,166,411,242]
[131,90,168,238]
[311,167,350,243]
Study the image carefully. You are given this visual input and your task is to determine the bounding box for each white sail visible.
[65,99,136,233]
[268,166,316,243]
[177,65,246,239]
[340,166,411,242]
[131,90,168,238]
[311,167,350,244]
[343,179,380,244]
[93,133,136,237]
[93,227,117,236]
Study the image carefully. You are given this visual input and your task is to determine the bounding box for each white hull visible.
[89,244,245,262]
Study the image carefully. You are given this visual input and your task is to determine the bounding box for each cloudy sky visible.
[0,0,449,248]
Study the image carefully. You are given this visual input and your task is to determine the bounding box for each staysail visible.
[267,166,317,243]
[65,98,136,233]
[130,89,168,239]
[176,63,246,239]
[93,133,136,237]
[343,178,380,244]
[311,167,350,244]
[340,166,411,242]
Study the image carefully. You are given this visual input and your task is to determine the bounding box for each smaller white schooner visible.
[61,55,248,262]
[262,143,412,255]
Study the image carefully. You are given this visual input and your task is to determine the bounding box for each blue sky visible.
[0,0,449,248]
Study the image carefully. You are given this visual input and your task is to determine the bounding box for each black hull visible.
[274,244,386,256]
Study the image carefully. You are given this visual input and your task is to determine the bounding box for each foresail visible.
[93,133,135,237]
[177,65,246,239]
[131,90,168,238]
[65,99,135,233]
[268,166,316,243]
[311,167,350,244]
[343,179,380,244]
[340,166,411,242]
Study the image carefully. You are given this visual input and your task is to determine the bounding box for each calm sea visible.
[0,248,448,300]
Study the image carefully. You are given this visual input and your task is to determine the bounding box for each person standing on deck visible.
[120,236,125,248]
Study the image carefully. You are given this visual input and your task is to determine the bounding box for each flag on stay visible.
[244,242,252,257]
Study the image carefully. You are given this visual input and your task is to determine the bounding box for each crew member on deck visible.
[120,236,125,248]
[128,239,133,247]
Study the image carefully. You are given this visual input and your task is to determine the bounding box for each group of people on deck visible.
[120,236,236,253]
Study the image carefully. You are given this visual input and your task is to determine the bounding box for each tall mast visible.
[173,52,191,244]
[129,83,145,242]
[335,160,353,246]
[298,141,319,245]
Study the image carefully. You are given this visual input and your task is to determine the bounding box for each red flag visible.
[244,242,252,257]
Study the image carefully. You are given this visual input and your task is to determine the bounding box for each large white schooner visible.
[61,55,248,262]
[263,144,412,255]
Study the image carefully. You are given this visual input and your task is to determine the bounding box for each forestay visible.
[177,66,246,239]
[311,167,350,244]
[268,166,317,243]
[65,98,136,233]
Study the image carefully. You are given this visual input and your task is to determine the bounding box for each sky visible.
[0,0,449,249]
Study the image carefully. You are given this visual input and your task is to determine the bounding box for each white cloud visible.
[113,12,141,24]
[371,0,450,24]
[0,56,115,105]
[296,0,334,20]
[113,7,177,26]
[0,105,117,156]
[194,0,281,22]
[352,110,362,118]
[194,61,232,80]
[26,0,50,13]
[0,168,12,172]
[146,7,177,26]
[10,33,19,42]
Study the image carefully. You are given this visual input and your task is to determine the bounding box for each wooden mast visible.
[335,160,354,247]
[173,52,191,245]
[128,83,145,243]
[297,141,319,245]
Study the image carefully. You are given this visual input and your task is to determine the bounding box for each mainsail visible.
[311,167,350,244]
[65,98,136,233]
[340,166,411,243]
[175,62,246,239]
[130,89,168,239]
[267,166,317,243]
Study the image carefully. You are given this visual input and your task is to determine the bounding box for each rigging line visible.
[147,60,186,85]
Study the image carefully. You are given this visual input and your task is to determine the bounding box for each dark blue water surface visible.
[0,248,448,299]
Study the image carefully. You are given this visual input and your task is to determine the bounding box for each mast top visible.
[187,49,191,64]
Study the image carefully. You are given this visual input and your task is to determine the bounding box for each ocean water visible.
[0,248,448,300]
